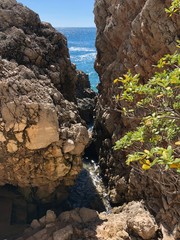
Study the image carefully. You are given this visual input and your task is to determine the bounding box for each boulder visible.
[53,225,73,240]
[0,59,89,201]
[0,0,91,201]
[16,202,159,240]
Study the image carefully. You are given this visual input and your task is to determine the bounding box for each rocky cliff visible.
[94,0,180,237]
[0,0,91,202]
[0,0,77,101]
[1,0,180,239]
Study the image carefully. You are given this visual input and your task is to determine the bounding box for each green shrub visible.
[165,0,180,16]
[114,43,180,172]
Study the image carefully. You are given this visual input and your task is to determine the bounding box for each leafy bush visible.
[165,0,180,16]
[114,44,180,172]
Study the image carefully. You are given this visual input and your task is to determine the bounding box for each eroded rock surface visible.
[93,0,180,237]
[0,0,96,126]
[0,59,89,201]
[15,202,159,240]
[0,0,91,202]
[0,0,77,101]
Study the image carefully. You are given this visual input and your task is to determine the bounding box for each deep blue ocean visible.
[57,27,99,91]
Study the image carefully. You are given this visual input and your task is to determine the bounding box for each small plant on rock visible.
[113,0,180,173]
[113,44,180,173]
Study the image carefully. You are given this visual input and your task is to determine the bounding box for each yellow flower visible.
[113,79,119,84]
[169,163,180,169]
[142,164,151,170]
[145,160,151,165]
[142,160,151,170]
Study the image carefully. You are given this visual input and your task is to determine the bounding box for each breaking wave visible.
[69,47,96,52]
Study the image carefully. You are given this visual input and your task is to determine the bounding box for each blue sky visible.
[17,0,95,27]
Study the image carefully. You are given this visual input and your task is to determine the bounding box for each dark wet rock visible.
[77,97,95,125]
[76,70,97,124]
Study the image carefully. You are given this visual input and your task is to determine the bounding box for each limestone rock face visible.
[25,108,59,150]
[93,0,180,237]
[0,59,89,201]
[0,0,76,101]
[0,0,90,201]
[94,0,179,81]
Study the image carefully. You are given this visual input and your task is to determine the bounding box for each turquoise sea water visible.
[57,27,99,91]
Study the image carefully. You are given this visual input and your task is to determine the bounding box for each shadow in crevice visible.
[0,156,111,239]
[57,166,107,215]
[0,185,28,240]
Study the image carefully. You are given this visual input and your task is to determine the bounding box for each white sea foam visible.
[69,47,95,52]
[57,28,99,88]
[71,53,96,62]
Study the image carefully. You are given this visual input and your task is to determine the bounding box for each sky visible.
[17,0,95,27]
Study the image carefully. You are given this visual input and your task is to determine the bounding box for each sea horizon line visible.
[56,26,96,29]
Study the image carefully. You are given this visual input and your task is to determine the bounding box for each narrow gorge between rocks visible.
[0,0,180,240]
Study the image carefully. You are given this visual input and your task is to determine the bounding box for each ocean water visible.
[57,27,99,91]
